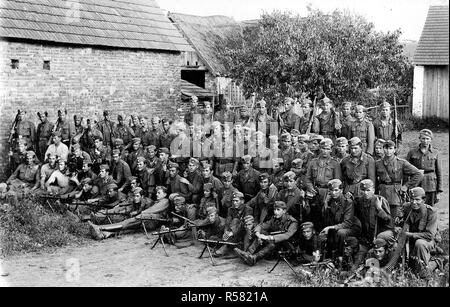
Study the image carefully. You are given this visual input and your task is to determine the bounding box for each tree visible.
[215,9,413,110]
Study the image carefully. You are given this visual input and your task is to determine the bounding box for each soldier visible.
[270,158,285,192]
[39,152,58,191]
[55,110,74,148]
[279,97,300,133]
[90,135,111,174]
[170,121,191,174]
[277,171,305,223]
[72,114,85,146]
[253,130,273,173]
[373,139,386,161]
[340,101,355,140]
[167,162,192,202]
[159,119,174,149]
[45,131,69,162]
[6,150,40,194]
[196,206,226,240]
[97,110,116,149]
[197,183,218,220]
[93,164,116,197]
[333,137,349,163]
[254,99,275,138]
[246,173,278,225]
[280,133,295,172]
[316,97,341,141]
[44,158,74,195]
[145,145,162,173]
[375,140,423,219]
[364,238,394,269]
[201,162,224,204]
[234,155,261,202]
[308,134,324,158]
[130,114,143,138]
[80,119,103,153]
[295,221,322,264]
[304,138,342,229]
[290,158,304,189]
[142,116,161,147]
[373,101,402,146]
[68,143,91,173]
[220,171,238,217]
[402,187,442,278]
[184,95,201,126]
[9,138,28,175]
[36,111,54,162]
[77,157,97,183]
[11,110,36,151]
[114,114,135,147]
[406,129,443,206]
[214,99,236,124]
[184,157,203,205]
[90,183,133,224]
[294,98,319,134]
[110,148,132,191]
[320,179,361,258]
[127,137,145,175]
[135,156,156,198]
[341,137,376,198]
[234,201,298,266]
[154,147,170,186]
[350,105,375,155]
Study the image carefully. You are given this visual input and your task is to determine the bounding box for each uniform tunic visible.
[350,119,375,155]
[341,153,376,196]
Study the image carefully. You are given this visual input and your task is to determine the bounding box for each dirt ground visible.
[1,131,448,287]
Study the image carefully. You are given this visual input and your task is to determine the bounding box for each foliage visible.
[216,9,414,110]
[0,196,90,257]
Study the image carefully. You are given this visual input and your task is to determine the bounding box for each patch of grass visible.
[0,196,90,257]
[400,115,449,132]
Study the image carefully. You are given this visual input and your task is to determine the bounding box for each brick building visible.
[0,0,192,180]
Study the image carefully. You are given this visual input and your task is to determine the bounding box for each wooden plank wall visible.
[423,65,449,119]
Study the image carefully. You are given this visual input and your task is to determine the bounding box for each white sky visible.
[157,0,449,41]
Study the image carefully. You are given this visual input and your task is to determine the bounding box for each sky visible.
[157,0,449,41]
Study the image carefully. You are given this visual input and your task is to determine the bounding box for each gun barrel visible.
[151,228,188,235]
[198,238,238,246]
[171,211,196,225]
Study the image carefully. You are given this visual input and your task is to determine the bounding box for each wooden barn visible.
[0,0,192,180]
[412,5,449,120]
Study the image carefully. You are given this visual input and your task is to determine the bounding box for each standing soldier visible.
[142,116,162,147]
[308,134,324,158]
[280,133,295,172]
[350,105,375,156]
[406,129,443,206]
[279,97,300,133]
[341,137,376,198]
[333,137,349,163]
[304,138,342,229]
[277,171,305,223]
[294,98,319,134]
[373,139,386,161]
[316,97,341,141]
[97,110,116,149]
[36,111,54,162]
[72,115,85,146]
[254,100,275,139]
[114,114,135,147]
[234,155,261,202]
[80,119,103,153]
[55,109,74,148]
[373,101,402,147]
[214,99,236,124]
[159,119,174,149]
[375,140,423,219]
[11,110,36,151]
[220,171,238,217]
[340,101,355,140]
[184,95,201,126]
[246,173,278,225]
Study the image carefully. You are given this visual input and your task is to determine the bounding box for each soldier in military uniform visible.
[406,129,443,206]
[184,157,203,205]
[6,150,40,194]
[295,221,322,264]
[184,95,202,126]
[373,101,402,147]
[9,138,28,176]
[350,105,375,155]
[72,115,85,146]
[127,137,145,175]
[89,135,111,174]
[280,133,295,172]
[159,119,174,149]
[253,130,273,173]
[373,139,386,161]
[254,100,275,139]
[134,156,156,198]
[55,110,74,148]
[279,97,300,133]
[277,171,305,223]
[80,119,103,153]
[375,140,423,219]
[11,110,36,151]
[96,110,116,149]
[220,171,238,217]
[214,99,236,124]
[304,138,342,229]
[68,143,91,173]
[110,148,132,191]
[316,97,341,140]
[308,134,324,158]
[246,173,278,225]
[167,162,193,203]
[332,137,349,163]
[36,111,54,162]
[201,162,224,204]
[234,201,298,266]
[294,98,319,134]
[341,137,376,198]
[114,114,135,147]
[340,101,355,140]
[142,116,162,148]
[234,155,261,202]
[270,158,285,192]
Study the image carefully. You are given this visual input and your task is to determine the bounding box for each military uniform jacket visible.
[127,147,145,174]
[305,156,342,193]
[281,146,295,172]
[167,174,193,202]
[316,111,338,137]
[197,216,226,239]
[221,186,239,213]
[298,234,321,257]
[235,167,261,199]
[202,175,224,200]
[56,120,74,142]
[145,156,162,173]
[185,169,203,195]
[110,159,132,188]
[90,144,111,166]
[350,119,375,155]
[341,152,376,195]
[225,204,252,236]
[256,213,298,244]
[294,115,319,134]
[375,156,422,206]
[277,187,304,221]
[135,168,156,197]
[114,124,135,146]
[36,120,53,142]
[323,194,360,231]
[354,195,393,243]
[140,198,169,218]
[15,120,36,143]
[403,203,438,242]
[280,110,300,132]
[159,129,174,149]
[8,163,40,184]
[373,118,403,145]
[142,128,162,147]
[340,114,355,140]
[97,120,116,145]
[407,145,442,193]
[246,184,278,225]
[80,128,103,152]
[69,151,92,172]
[270,169,285,191]
[93,175,116,196]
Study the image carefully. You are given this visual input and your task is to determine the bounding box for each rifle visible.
[135,216,172,223]
[306,96,317,134]
[8,110,20,145]
[151,227,190,236]
[393,94,399,148]
[171,211,196,226]
[197,238,239,266]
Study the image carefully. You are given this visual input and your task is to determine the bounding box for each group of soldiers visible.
[1,93,446,282]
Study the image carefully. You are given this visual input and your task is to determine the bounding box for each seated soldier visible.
[319,179,361,259]
[290,158,304,189]
[88,186,168,240]
[270,158,285,192]
[234,201,298,266]
[89,183,128,223]
[373,139,386,161]
[39,152,58,191]
[44,157,75,195]
[196,206,226,240]
[184,157,203,205]
[365,238,394,269]
[6,150,40,195]
[340,237,360,273]
[245,173,278,225]
[295,222,322,264]
[277,171,306,223]
[233,214,257,255]
[77,158,97,183]
[110,148,131,191]
[219,171,238,217]
[167,162,193,202]
[196,183,218,220]
[93,164,116,197]
[68,143,91,174]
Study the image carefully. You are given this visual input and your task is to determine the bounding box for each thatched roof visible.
[168,12,242,75]
[413,5,449,65]
[0,0,192,52]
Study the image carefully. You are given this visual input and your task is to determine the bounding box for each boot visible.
[213,245,228,257]
[234,248,254,265]
[88,221,105,240]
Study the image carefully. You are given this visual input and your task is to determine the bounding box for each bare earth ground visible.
[1,131,448,287]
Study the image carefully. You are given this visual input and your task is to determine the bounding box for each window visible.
[43,60,50,70]
[11,59,19,69]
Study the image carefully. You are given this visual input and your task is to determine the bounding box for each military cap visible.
[374,138,386,146]
[82,156,92,165]
[106,183,118,191]
[203,101,211,107]
[128,176,138,183]
[26,150,36,157]
[258,173,270,182]
[168,162,179,170]
[283,171,296,181]
[354,105,366,112]
[256,100,266,108]
[0,182,7,193]
[380,101,391,109]
[320,138,333,148]
[222,171,233,181]
[132,137,141,144]
[344,237,359,249]
[341,101,353,108]
[327,179,343,189]
[290,129,301,137]
[173,195,186,204]
[298,134,310,142]
[103,110,110,116]
[99,164,110,171]
[146,145,156,152]
[419,129,433,139]
[112,149,121,156]
[114,138,124,146]
[57,157,67,163]
[244,215,254,224]
[232,191,245,200]
[373,238,387,249]
[310,134,324,143]
[203,183,214,192]
[81,178,93,186]
[117,114,124,120]
[136,156,147,164]
[410,187,426,199]
[348,137,362,147]
[272,157,284,165]
[242,155,252,163]
[52,131,62,137]
[360,179,374,191]
[291,159,303,168]
[189,157,200,166]
[274,201,287,210]
[301,221,314,231]
[159,147,170,155]
[281,133,291,141]
[168,193,180,201]
[383,140,396,148]
[201,161,213,170]
[319,97,333,106]
[93,135,103,141]
[132,187,143,195]
[72,143,81,151]
[301,99,313,107]
[335,137,348,146]
[206,206,218,215]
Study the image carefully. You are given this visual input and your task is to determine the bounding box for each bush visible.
[401,116,449,132]
[0,196,90,257]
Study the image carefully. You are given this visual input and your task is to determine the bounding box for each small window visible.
[11,59,19,69]
[43,60,50,70]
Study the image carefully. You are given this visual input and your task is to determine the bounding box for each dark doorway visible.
[181,70,206,88]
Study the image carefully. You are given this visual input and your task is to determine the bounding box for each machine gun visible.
[171,211,198,241]
[197,238,239,266]
[269,249,312,279]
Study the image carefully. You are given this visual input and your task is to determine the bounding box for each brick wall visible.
[0,40,183,180]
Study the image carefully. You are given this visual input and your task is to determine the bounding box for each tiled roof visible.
[0,0,192,52]
[413,5,449,65]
